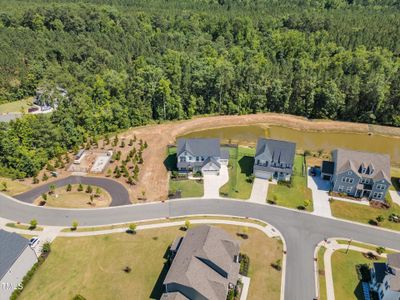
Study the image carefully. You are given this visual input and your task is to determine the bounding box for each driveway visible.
[14,176,131,206]
[307,168,332,218]
[249,178,269,204]
[203,165,229,198]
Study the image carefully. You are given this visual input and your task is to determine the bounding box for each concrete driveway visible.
[249,178,269,204]
[307,168,332,218]
[203,165,229,198]
[390,190,400,206]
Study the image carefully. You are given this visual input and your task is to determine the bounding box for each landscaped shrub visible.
[239,253,250,276]
[271,259,282,271]
[278,180,292,188]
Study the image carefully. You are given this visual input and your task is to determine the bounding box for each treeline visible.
[0,0,400,178]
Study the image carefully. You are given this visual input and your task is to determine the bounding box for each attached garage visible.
[254,170,272,180]
[201,157,221,175]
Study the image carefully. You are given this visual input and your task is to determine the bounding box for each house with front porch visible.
[176,138,229,175]
[322,149,391,202]
[369,253,400,300]
[253,138,296,181]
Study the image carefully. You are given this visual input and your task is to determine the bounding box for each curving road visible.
[1,193,400,300]
[13,176,131,206]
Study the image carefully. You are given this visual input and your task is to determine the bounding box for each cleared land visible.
[0,177,31,196]
[331,250,384,300]
[330,196,400,231]
[33,185,111,208]
[0,97,33,114]
[267,155,313,211]
[220,147,255,199]
[19,225,282,300]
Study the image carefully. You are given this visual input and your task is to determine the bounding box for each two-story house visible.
[176,138,229,175]
[253,138,296,181]
[322,149,391,202]
[369,254,400,300]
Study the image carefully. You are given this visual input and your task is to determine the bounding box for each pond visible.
[180,124,400,164]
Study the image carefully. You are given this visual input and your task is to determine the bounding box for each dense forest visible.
[0,0,400,178]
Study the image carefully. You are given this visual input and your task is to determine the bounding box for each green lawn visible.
[0,97,33,114]
[220,146,255,199]
[19,225,282,300]
[331,250,384,300]
[169,179,204,198]
[318,246,327,300]
[330,195,400,231]
[267,155,313,211]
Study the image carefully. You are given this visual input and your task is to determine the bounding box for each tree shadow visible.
[391,176,400,191]
[238,156,254,177]
[164,154,177,171]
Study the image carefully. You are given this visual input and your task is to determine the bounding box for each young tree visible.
[376,247,386,255]
[128,139,133,146]
[42,173,49,181]
[120,140,125,148]
[42,193,48,201]
[32,177,39,184]
[66,184,72,192]
[78,184,84,192]
[95,187,102,197]
[0,182,7,192]
[127,176,134,185]
[184,220,191,230]
[71,220,78,231]
[49,184,56,194]
[86,185,93,194]
[128,223,137,234]
[376,215,385,223]
[30,219,38,229]
[106,169,112,177]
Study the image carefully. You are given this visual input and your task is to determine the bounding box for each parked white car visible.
[29,237,40,248]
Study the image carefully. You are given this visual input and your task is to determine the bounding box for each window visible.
[380,290,384,298]
[338,186,344,192]
[179,157,186,162]
[196,156,200,162]
[361,178,370,184]
[342,177,354,183]
[373,192,383,199]
[376,184,386,190]
[385,281,389,290]
[346,187,352,193]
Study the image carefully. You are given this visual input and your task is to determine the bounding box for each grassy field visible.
[318,246,327,300]
[19,225,282,300]
[0,177,31,196]
[169,179,204,198]
[330,196,400,231]
[0,97,33,114]
[267,155,313,211]
[35,185,112,208]
[331,249,384,300]
[220,146,255,199]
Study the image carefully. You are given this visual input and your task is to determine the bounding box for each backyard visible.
[18,224,283,300]
[331,249,384,300]
[219,146,255,199]
[267,155,313,211]
[330,195,400,231]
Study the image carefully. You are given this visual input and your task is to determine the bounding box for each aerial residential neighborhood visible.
[1,1,400,300]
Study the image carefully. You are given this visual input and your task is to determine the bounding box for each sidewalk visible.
[320,239,387,300]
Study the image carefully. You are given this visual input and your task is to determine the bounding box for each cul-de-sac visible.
[1,1,400,300]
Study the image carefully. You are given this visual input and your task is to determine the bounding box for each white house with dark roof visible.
[161,225,240,300]
[176,138,229,175]
[253,138,296,181]
[323,149,391,201]
[369,253,400,300]
[0,230,37,300]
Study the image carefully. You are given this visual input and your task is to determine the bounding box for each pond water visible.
[180,125,400,164]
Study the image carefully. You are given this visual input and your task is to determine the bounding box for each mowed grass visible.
[169,179,204,198]
[330,196,400,231]
[267,155,313,211]
[331,250,385,300]
[0,177,31,196]
[0,97,33,114]
[19,225,283,300]
[220,147,255,199]
[317,246,327,300]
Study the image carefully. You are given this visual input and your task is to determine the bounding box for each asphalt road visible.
[14,176,131,206]
[1,194,400,300]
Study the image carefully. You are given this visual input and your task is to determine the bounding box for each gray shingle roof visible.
[163,225,240,300]
[388,253,400,269]
[332,149,391,182]
[0,230,30,279]
[177,138,221,158]
[160,292,189,300]
[255,138,296,165]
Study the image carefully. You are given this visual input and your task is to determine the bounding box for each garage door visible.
[254,170,272,179]
[202,169,219,175]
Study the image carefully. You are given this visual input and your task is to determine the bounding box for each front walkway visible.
[307,168,332,218]
[203,165,229,198]
[249,178,269,204]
